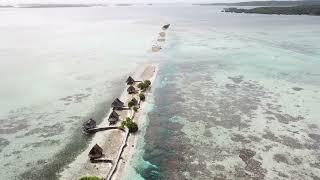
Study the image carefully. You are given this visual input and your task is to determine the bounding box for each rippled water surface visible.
[1,5,320,180]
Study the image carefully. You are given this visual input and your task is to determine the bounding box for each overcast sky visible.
[0,0,299,5]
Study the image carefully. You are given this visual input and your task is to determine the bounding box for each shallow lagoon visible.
[0,5,320,180]
[124,5,320,180]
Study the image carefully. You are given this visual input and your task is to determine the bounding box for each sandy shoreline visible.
[113,64,158,180]
[59,64,158,180]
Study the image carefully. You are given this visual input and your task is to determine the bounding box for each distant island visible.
[223,5,320,16]
[194,0,320,6]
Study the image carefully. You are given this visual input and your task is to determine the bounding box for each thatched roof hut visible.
[152,45,162,52]
[159,32,165,37]
[131,97,138,106]
[157,38,165,42]
[89,144,103,160]
[108,111,120,124]
[162,24,170,30]
[111,98,124,110]
[126,76,135,85]
[83,118,96,131]
[127,85,137,94]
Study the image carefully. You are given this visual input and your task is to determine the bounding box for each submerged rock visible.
[239,149,256,162]
[292,87,304,91]
[239,149,266,179]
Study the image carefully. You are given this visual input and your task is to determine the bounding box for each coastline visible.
[59,64,158,180]
[113,64,158,180]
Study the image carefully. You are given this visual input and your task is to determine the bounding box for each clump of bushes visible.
[144,80,151,86]
[137,80,151,91]
[128,101,135,108]
[139,93,146,101]
[133,107,139,112]
[80,176,101,180]
[137,82,146,91]
[121,117,138,133]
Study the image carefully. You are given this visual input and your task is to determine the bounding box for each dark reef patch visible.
[310,162,320,169]
[0,122,29,134]
[248,135,262,142]
[231,133,250,144]
[262,130,304,149]
[279,135,303,149]
[138,62,296,179]
[23,139,60,148]
[273,154,289,164]
[308,124,319,129]
[22,123,64,138]
[203,129,213,137]
[228,75,244,84]
[293,157,302,165]
[311,175,320,180]
[264,145,274,151]
[292,87,304,91]
[225,83,240,89]
[278,171,289,178]
[68,116,82,120]
[264,110,303,124]
[239,149,266,179]
[308,134,320,142]
[214,164,225,171]
[59,93,91,104]
[0,138,10,152]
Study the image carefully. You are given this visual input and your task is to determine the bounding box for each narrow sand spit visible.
[113,64,158,180]
[59,64,158,180]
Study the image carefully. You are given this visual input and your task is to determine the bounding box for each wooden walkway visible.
[84,114,132,180]
[85,70,152,179]
[86,126,125,133]
[106,128,130,180]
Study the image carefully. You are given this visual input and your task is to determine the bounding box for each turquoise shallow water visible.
[1,5,320,180]
[0,6,160,179]
[121,6,320,180]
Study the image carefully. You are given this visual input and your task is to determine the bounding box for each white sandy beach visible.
[59,64,158,180]
[113,65,158,180]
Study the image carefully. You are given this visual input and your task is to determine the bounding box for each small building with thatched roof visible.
[157,38,165,42]
[126,76,135,85]
[127,85,137,94]
[152,45,162,52]
[108,110,120,125]
[162,24,170,30]
[159,32,165,37]
[83,118,96,131]
[111,98,124,110]
[131,97,138,106]
[89,144,103,160]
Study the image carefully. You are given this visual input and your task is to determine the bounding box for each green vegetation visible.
[80,176,101,180]
[196,1,320,7]
[144,80,151,86]
[128,101,135,108]
[223,5,320,16]
[137,82,147,91]
[121,117,138,133]
[137,80,151,91]
[133,107,139,112]
[139,93,146,101]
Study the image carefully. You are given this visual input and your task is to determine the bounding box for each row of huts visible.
[83,25,163,174]
[152,24,170,52]
[85,76,141,161]
[83,76,140,131]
